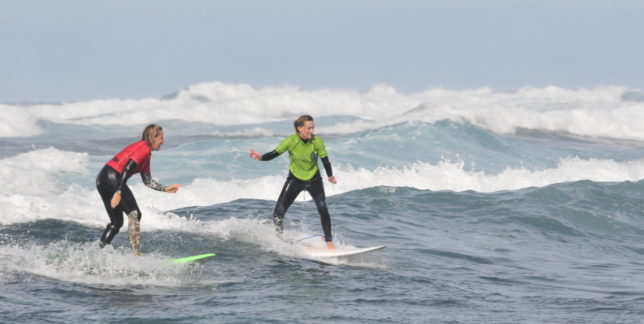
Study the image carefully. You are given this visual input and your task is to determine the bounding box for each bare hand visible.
[328,176,337,184]
[165,184,181,193]
[110,192,121,209]
[249,149,262,160]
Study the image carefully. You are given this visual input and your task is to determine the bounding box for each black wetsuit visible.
[261,144,334,242]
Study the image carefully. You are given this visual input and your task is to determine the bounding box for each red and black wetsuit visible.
[96,141,165,246]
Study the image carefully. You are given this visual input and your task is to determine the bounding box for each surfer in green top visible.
[250,115,337,249]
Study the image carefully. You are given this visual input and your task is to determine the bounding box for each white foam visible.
[4,82,644,141]
[4,147,644,230]
[133,156,644,213]
[0,216,383,285]
[208,127,276,138]
[0,148,193,229]
[0,105,43,137]
[0,242,226,287]
[184,216,384,267]
[333,157,644,193]
[131,175,285,211]
[0,148,101,226]
[402,86,644,141]
[0,147,88,195]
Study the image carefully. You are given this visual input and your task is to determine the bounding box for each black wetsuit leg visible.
[273,172,306,235]
[273,171,333,242]
[96,165,142,246]
[305,174,333,242]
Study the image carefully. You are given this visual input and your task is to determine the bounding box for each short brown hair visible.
[141,124,163,147]
[294,115,314,133]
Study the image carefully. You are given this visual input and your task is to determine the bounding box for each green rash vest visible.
[275,134,328,181]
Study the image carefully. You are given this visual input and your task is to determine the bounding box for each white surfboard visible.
[302,245,386,258]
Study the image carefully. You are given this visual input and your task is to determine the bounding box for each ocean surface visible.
[2,83,644,323]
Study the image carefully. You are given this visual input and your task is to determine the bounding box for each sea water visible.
[2,83,644,323]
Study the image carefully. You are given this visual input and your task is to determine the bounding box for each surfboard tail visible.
[172,253,216,264]
[303,245,386,258]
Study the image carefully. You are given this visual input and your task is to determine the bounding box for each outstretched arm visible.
[249,149,281,161]
[141,172,181,193]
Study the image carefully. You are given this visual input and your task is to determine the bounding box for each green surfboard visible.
[172,253,216,264]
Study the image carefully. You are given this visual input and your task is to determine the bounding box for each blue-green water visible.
[2,84,644,323]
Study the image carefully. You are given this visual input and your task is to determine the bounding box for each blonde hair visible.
[293,115,314,133]
[141,124,163,147]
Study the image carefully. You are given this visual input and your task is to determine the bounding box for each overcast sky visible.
[1,0,644,102]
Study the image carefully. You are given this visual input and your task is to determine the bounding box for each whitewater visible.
[2,82,644,323]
